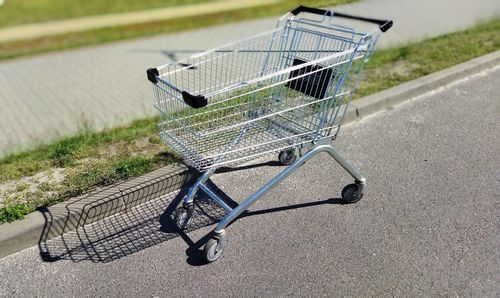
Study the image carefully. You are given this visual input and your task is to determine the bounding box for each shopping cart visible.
[147,5,392,262]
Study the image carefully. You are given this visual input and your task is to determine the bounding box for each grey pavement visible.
[1,0,499,156]
[1,66,498,297]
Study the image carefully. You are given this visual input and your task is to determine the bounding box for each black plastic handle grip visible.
[290,5,393,32]
[146,68,207,108]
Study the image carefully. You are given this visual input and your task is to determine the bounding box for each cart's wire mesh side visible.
[145,7,392,262]
[151,15,379,171]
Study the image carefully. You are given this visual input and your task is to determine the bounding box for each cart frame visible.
[147,5,392,262]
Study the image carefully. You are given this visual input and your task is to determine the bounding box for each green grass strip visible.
[355,19,500,98]
[0,204,34,224]
[0,0,217,27]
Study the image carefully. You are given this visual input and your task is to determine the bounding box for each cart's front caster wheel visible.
[278,148,297,165]
[175,204,194,230]
[204,234,226,263]
[341,183,364,203]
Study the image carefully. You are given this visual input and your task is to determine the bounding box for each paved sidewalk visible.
[0,0,499,156]
[0,0,279,42]
[1,66,498,296]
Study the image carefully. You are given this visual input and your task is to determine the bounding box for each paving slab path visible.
[0,0,499,155]
[0,65,498,297]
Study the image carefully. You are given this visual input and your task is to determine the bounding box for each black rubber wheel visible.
[341,183,364,203]
[204,235,226,263]
[278,148,297,165]
[248,109,259,119]
[174,204,194,230]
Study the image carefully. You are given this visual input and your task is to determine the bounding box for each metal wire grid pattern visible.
[159,111,338,169]
[151,16,379,171]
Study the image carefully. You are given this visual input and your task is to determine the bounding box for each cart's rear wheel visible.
[248,109,260,119]
[278,148,297,165]
[174,204,194,230]
[341,183,364,203]
[204,235,226,263]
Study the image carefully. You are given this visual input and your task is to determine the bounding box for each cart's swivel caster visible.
[278,148,298,165]
[174,204,195,230]
[204,234,227,263]
[341,183,365,203]
[248,109,260,119]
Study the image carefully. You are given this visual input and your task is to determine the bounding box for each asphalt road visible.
[0,67,499,297]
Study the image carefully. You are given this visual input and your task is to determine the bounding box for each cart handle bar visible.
[147,68,208,108]
[290,5,393,33]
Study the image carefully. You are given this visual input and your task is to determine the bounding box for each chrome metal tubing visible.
[149,14,380,172]
[199,184,234,212]
[184,169,215,205]
[214,144,365,234]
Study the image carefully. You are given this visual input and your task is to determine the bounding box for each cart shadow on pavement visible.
[37,180,225,264]
[37,161,344,265]
[182,195,345,266]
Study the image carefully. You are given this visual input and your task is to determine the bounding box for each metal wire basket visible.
[146,5,392,262]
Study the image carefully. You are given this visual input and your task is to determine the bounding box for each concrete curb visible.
[345,50,500,122]
[0,51,498,259]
